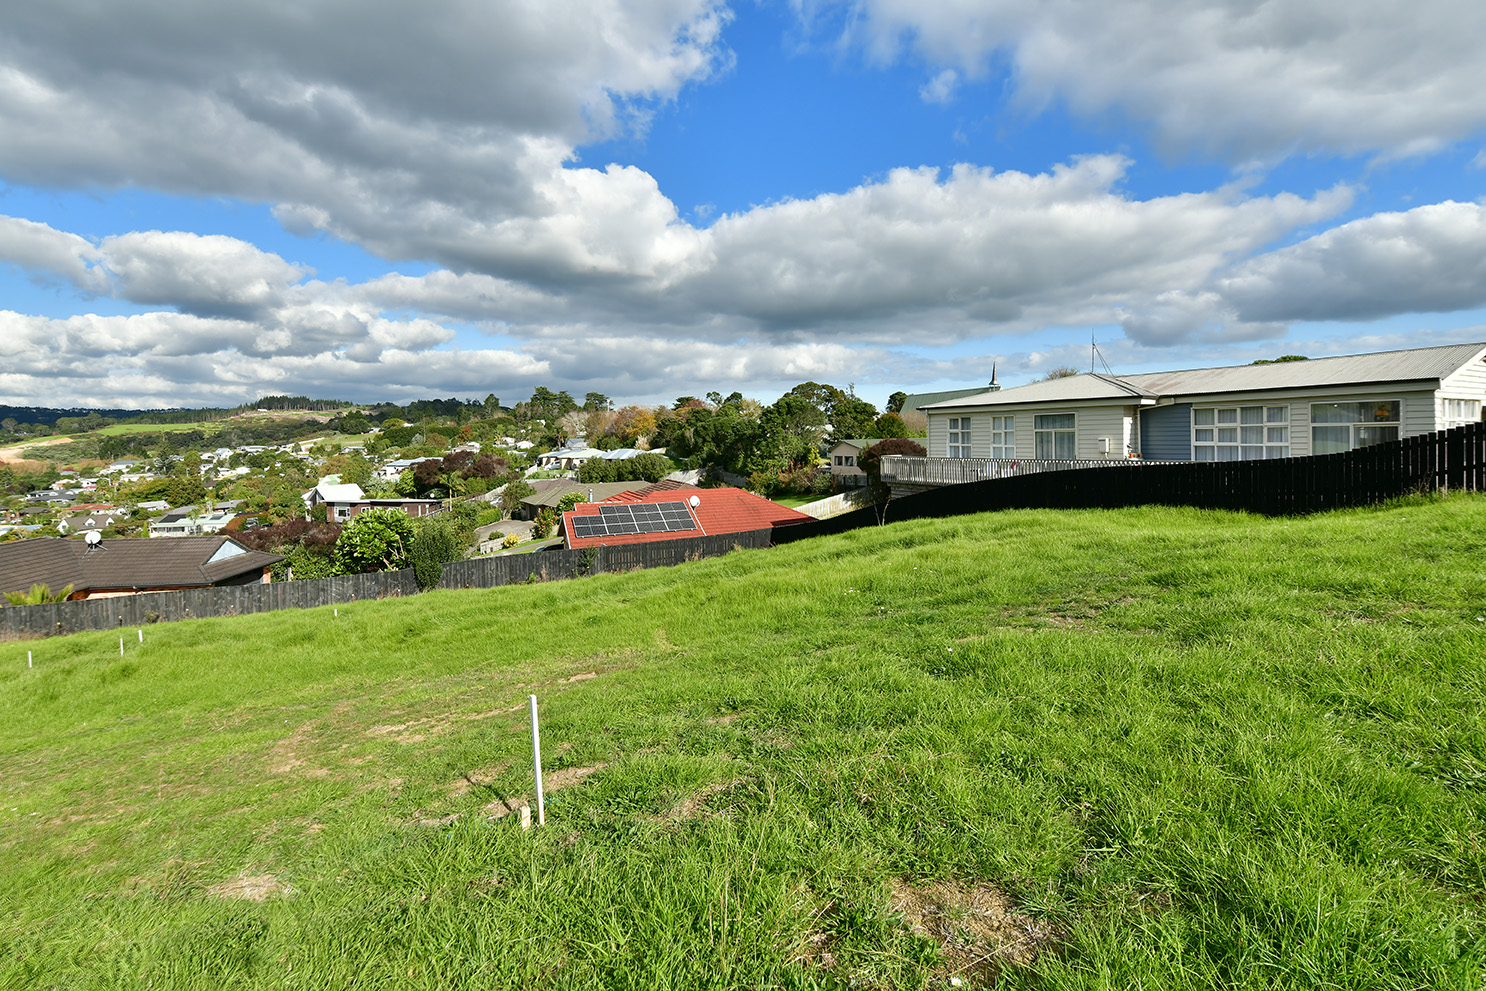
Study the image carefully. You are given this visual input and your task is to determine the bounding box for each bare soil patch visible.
[0,437,72,463]
[209,873,288,902]
[890,879,1058,983]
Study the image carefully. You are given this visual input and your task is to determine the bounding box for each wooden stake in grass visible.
[529,695,546,827]
[137,629,143,643]
[119,637,124,656]
[27,651,32,668]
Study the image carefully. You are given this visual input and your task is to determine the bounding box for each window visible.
[1442,398,1481,429]
[1310,400,1400,454]
[947,417,973,458]
[1193,405,1289,461]
[1034,413,1075,459]
[991,415,1015,458]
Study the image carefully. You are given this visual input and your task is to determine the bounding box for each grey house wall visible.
[1140,403,1192,461]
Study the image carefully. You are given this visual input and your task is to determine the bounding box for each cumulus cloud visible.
[678,156,1349,337]
[0,215,104,292]
[1216,201,1486,322]
[0,1,729,279]
[98,231,308,317]
[1118,201,1486,344]
[826,0,1486,160]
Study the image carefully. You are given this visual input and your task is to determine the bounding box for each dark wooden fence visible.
[776,421,1486,542]
[1,530,773,640]
[438,530,773,589]
[0,569,419,640]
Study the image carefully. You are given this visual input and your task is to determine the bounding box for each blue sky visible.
[1,0,1484,412]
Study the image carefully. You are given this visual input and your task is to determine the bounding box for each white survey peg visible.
[529,695,546,827]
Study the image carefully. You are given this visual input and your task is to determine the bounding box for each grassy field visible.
[2,495,1483,989]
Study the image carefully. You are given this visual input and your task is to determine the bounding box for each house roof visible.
[899,387,996,414]
[923,343,1486,410]
[0,536,283,598]
[521,481,645,509]
[831,438,881,452]
[308,482,365,503]
[563,486,811,549]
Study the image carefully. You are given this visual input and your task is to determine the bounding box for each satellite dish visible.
[688,495,700,509]
[83,530,103,548]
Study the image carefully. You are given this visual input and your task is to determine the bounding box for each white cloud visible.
[0,215,104,292]
[98,231,307,317]
[827,0,1486,160]
[1218,201,1486,322]
[0,1,729,280]
[919,68,958,104]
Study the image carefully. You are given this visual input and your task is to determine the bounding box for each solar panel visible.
[569,500,698,539]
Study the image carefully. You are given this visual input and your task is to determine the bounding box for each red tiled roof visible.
[563,486,810,549]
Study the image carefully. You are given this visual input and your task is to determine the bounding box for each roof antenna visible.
[1091,329,1115,376]
[988,362,1001,392]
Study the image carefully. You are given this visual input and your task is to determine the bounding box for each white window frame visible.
[1442,398,1481,430]
[991,415,1015,459]
[1192,404,1290,461]
[1033,413,1076,460]
[1309,399,1401,455]
[947,417,973,458]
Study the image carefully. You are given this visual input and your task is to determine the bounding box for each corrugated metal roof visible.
[1123,342,1486,396]
[923,372,1157,410]
[923,343,1486,410]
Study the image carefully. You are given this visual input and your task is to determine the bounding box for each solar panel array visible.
[569,501,697,540]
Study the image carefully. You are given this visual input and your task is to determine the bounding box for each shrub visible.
[333,508,414,574]
[530,507,559,540]
[409,516,463,591]
[502,533,520,549]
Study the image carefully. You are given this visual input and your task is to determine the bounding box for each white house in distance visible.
[920,342,1486,463]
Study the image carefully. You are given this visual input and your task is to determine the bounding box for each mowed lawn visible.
[1,496,1483,990]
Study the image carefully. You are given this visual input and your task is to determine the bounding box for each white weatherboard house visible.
[921,343,1486,463]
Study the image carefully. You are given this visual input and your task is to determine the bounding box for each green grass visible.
[2,495,1484,989]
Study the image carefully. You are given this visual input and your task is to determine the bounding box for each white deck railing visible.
[879,455,1158,486]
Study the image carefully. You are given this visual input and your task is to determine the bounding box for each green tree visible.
[886,391,908,414]
[582,392,612,412]
[501,477,534,516]
[333,508,415,574]
[873,412,910,439]
[409,515,463,591]
[3,582,74,605]
[829,396,879,440]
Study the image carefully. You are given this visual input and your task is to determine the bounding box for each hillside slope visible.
[2,495,1483,989]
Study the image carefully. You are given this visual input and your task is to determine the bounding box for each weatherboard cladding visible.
[1139,403,1192,461]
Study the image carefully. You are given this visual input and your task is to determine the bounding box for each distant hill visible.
[0,405,196,427]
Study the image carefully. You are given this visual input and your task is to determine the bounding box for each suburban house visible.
[149,506,238,538]
[56,510,128,534]
[561,484,812,550]
[300,483,445,522]
[518,480,649,519]
[828,438,880,487]
[920,343,1486,464]
[0,536,282,601]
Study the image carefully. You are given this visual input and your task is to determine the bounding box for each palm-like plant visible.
[3,583,75,605]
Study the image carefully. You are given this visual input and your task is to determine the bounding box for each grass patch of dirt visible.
[208,872,288,902]
[890,879,1059,984]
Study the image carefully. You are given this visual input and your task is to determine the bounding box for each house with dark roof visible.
[0,536,282,601]
[920,342,1486,464]
[561,485,811,550]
